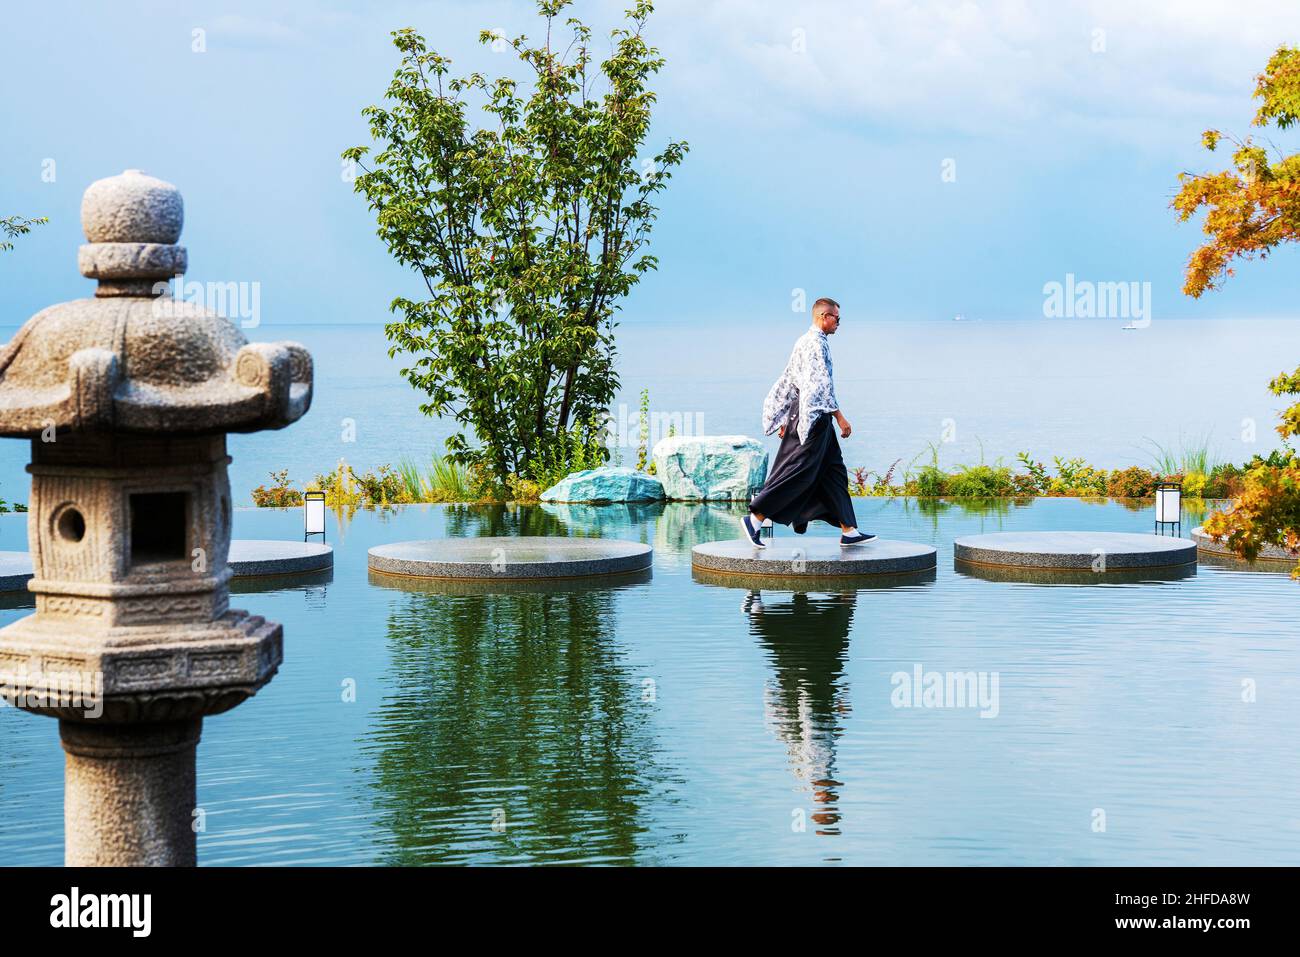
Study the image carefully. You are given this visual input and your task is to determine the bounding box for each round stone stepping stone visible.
[0,551,33,592]
[1191,525,1297,567]
[691,538,936,580]
[368,536,652,580]
[954,531,1196,574]
[0,542,333,591]
[228,540,334,577]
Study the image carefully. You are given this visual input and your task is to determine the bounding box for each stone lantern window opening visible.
[129,490,190,566]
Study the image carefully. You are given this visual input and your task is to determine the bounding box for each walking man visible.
[741,298,875,548]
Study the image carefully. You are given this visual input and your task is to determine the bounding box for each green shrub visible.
[905,443,947,497]
[251,469,304,507]
[506,475,544,503]
[1106,466,1157,498]
[1203,463,1243,499]
[352,464,409,505]
[1010,473,1039,497]
[1182,470,1208,499]
[851,460,902,496]
[1014,452,1050,494]
[1048,456,1109,496]
[946,463,1015,497]
[533,415,611,492]
[636,388,650,472]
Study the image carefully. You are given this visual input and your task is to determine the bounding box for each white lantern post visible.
[304,490,327,543]
[1154,482,1182,536]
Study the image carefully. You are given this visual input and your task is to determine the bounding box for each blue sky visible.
[2,0,1299,327]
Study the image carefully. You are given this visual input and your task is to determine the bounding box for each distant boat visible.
[1122,321,1139,331]
[953,313,965,322]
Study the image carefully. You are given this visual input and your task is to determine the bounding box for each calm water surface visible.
[1,497,1295,866]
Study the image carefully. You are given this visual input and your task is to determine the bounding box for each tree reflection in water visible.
[744,589,856,837]
[369,576,658,864]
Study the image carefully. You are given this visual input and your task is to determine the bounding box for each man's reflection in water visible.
[743,589,856,836]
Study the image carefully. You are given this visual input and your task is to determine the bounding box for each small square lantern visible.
[1155,482,1182,536]
[304,490,326,543]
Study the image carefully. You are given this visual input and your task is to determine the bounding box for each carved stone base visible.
[0,609,282,722]
[60,717,201,866]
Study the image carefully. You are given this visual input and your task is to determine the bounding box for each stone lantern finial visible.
[78,169,188,298]
[0,171,314,866]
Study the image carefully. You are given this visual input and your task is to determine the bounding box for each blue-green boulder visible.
[652,435,768,501]
[540,466,665,503]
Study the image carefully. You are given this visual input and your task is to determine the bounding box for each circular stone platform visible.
[691,538,937,579]
[953,531,1196,573]
[228,540,334,577]
[367,537,652,581]
[0,542,333,591]
[0,551,33,591]
[1191,525,1297,566]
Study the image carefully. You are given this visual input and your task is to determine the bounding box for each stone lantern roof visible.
[0,169,311,437]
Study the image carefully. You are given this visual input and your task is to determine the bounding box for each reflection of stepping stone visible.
[0,541,333,592]
[1191,525,1297,567]
[691,538,936,579]
[368,566,652,595]
[954,531,1196,575]
[368,537,653,581]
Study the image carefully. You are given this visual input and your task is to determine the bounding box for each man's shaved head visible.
[811,297,841,334]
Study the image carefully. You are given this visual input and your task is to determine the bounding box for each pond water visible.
[0,496,1296,866]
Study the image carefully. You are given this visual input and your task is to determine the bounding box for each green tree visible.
[344,0,687,487]
[1,215,47,252]
[1174,45,1300,574]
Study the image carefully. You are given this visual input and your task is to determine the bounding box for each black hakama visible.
[749,413,857,530]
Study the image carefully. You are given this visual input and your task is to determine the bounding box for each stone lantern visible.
[0,170,313,865]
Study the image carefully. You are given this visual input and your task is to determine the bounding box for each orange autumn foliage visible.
[1176,45,1300,577]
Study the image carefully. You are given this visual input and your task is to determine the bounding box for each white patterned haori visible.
[761,326,839,445]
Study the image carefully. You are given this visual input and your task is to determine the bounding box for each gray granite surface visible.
[228,540,334,577]
[692,537,936,578]
[368,536,653,580]
[954,531,1197,570]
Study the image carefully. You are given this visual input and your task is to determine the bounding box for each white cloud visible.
[651,0,1300,142]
